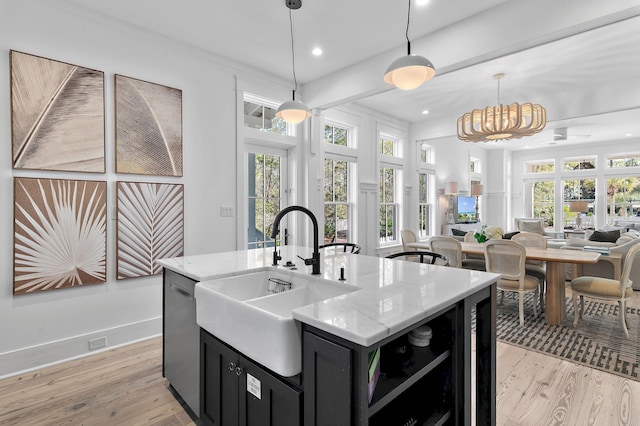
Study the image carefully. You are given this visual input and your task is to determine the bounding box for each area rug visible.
[487,293,640,381]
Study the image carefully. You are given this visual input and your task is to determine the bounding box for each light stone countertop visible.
[157,246,499,347]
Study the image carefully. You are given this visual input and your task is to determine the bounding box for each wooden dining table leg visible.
[545,261,567,325]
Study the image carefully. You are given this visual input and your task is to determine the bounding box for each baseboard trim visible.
[0,317,162,379]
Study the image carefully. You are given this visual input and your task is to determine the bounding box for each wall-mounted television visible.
[456,196,477,223]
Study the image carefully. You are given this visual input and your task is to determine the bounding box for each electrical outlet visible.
[89,337,107,350]
[220,206,234,217]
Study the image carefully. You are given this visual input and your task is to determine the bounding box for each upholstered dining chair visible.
[400,229,418,252]
[429,236,462,268]
[570,243,640,338]
[512,232,547,311]
[462,231,487,271]
[484,239,541,326]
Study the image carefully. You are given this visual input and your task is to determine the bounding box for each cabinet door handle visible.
[229,362,236,371]
[235,366,243,376]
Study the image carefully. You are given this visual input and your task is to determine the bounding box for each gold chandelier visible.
[457,73,546,143]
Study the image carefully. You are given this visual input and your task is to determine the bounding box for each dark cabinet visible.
[201,329,302,426]
[302,284,496,426]
[303,306,460,426]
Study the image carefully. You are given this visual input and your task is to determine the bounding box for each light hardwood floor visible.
[2,334,640,425]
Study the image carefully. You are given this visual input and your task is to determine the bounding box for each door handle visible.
[235,366,243,376]
[229,362,236,371]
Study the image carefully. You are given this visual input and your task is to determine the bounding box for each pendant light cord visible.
[288,9,298,100]
[405,0,412,55]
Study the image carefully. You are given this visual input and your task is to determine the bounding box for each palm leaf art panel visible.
[117,182,184,280]
[10,50,105,172]
[14,178,107,295]
[115,75,183,176]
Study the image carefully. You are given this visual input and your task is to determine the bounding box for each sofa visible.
[562,229,640,290]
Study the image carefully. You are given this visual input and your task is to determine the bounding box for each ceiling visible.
[51,0,640,151]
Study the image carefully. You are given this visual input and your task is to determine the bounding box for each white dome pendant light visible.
[384,0,436,90]
[276,0,311,124]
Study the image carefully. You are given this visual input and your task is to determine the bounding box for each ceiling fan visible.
[548,127,591,144]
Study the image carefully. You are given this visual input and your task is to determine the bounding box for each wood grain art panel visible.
[117,182,184,280]
[13,177,107,294]
[10,50,105,172]
[115,74,183,176]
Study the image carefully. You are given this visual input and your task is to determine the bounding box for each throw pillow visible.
[502,231,520,239]
[589,229,620,243]
[451,228,467,236]
[617,230,640,244]
[617,235,635,244]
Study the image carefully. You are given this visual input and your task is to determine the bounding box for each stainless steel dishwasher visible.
[163,269,200,416]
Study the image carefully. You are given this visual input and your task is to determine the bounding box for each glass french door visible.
[247,146,288,250]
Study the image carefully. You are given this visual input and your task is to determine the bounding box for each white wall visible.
[0,0,291,376]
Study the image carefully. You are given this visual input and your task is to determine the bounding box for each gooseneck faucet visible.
[270,205,321,275]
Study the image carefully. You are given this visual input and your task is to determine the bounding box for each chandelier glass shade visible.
[457,73,546,143]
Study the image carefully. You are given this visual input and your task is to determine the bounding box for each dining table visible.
[407,240,604,325]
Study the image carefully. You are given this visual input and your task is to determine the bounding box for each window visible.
[562,178,596,228]
[324,124,349,147]
[531,180,555,227]
[379,135,401,158]
[247,152,284,249]
[470,157,481,173]
[243,100,287,134]
[607,154,640,168]
[418,172,433,238]
[379,167,401,243]
[324,158,353,243]
[562,157,596,171]
[525,160,555,173]
[419,143,434,164]
[606,177,640,221]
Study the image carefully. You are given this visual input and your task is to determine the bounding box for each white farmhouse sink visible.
[194,269,358,377]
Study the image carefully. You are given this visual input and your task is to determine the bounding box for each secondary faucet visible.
[270,205,321,275]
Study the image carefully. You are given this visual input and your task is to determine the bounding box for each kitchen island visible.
[158,246,499,425]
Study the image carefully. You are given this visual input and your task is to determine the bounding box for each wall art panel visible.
[117,182,184,280]
[14,178,107,294]
[115,75,183,176]
[10,50,105,172]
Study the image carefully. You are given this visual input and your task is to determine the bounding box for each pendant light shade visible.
[276,99,311,124]
[277,0,310,125]
[384,54,436,90]
[384,0,436,90]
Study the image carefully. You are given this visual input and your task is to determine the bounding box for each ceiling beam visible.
[303,0,640,111]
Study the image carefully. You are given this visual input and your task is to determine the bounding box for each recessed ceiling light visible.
[416,0,430,5]
[312,47,323,56]
[626,133,633,137]
[422,109,430,115]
